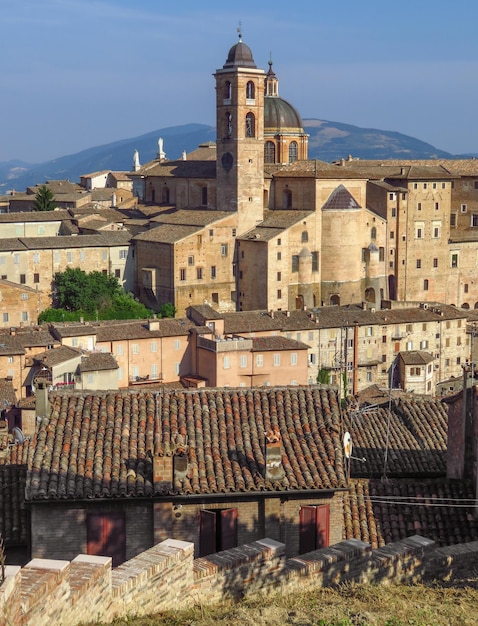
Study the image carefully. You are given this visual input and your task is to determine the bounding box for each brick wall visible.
[3,535,478,626]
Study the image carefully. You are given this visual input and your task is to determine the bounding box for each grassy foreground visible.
[86,580,478,625]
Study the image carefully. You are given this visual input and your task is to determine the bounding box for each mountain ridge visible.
[1,120,476,193]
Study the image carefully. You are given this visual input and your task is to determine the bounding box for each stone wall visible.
[2,534,478,626]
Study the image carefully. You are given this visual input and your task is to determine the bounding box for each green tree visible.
[317,368,330,385]
[158,302,176,318]
[33,185,58,211]
[54,267,121,315]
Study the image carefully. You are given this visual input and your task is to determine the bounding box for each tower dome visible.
[223,34,257,69]
[263,60,308,163]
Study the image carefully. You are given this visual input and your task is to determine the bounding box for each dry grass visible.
[87,579,478,626]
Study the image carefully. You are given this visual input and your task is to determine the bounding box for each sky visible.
[1,0,478,163]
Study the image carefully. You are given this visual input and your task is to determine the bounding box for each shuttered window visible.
[199,508,238,557]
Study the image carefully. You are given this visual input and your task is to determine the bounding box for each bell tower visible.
[214,33,265,235]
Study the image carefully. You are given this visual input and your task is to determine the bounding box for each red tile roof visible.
[27,386,348,500]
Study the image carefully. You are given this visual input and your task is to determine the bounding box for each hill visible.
[1,119,476,193]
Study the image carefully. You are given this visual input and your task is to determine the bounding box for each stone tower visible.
[214,33,265,235]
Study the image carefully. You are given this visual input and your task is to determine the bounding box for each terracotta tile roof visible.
[26,386,348,500]
[0,335,25,356]
[50,318,197,342]
[12,327,59,349]
[399,350,434,365]
[251,336,309,351]
[18,232,132,249]
[0,378,16,407]
[78,352,118,372]
[33,345,81,367]
[134,223,203,244]
[343,397,447,478]
[0,464,29,545]
[239,210,314,240]
[0,209,71,223]
[343,478,478,548]
[133,158,216,179]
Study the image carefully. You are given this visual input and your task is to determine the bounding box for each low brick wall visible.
[1,535,478,625]
[193,538,285,602]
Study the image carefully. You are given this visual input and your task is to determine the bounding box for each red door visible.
[299,504,330,554]
[87,513,126,567]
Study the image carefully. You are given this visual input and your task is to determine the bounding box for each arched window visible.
[224,81,231,100]
[226,112,232,138]
[330,294,340,306]
[462,302,470,309]
[371,227,377,240]
[246,81,255,100]
[474,302,478,309]
[264,141,275,163]
[301,231,309,243]
[365,287,375,303]
[289,141,298,163]
[424,279,429,291]
[245,112,255,137]
[162,186,170,204]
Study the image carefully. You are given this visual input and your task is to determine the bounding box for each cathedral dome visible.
[264,96,304,132]
[223,38,257,69]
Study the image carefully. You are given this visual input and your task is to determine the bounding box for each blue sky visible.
[2,0,478,163]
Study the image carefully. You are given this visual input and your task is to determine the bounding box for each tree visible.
[40,267,153,322]
[33,185,58,211]
[54,267,121,315]
[158,302,176,318]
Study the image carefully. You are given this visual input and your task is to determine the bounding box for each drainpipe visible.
[353,321,359,395]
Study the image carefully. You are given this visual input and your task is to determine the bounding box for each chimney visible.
[35,378,50,420]
[265,428,284,481]
[153,455,173,491]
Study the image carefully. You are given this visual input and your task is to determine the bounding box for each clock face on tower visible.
[221,152,233,171]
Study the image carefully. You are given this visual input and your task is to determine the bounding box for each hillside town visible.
[1,34,478,625]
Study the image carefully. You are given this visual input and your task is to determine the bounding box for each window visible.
[212,292,219,304]
[379,247,385,262]
[421,340,428,349]
[435,202,439,210]
[423,183,427,189]
[273,354,280,366]
[21,292,28,300]
[221,244,228,256]
[188,255,194,266]
[416,259,421,269]
[256,354,263,367]
[132,343,139,355]
[301,231,308,243]
[33,252,39,264]
[312,251,319,271]
[391,208,396,217]
[290,353,298,366]
[289,141,298,163]
[451,253,458,268]
[197,267,203,280]
[246,80,255,100]
[366,326,373,337]
[150,341,157,353]
[180,268,186,281]
[264,141,276,163]
[371,226,377,239]
[390,231,394,239]
[292,255,299,272]
[277,238,281,246]
[174,362,180,375]
[413,183,418,189]
[432,221,441,238]
[245,112,255,137]
[119,249,127,260]
[415,223,424,239]
[174,340,181,351]
[472,215,478,227]
[410,367,421,376]
[13,254,19,264]
[151,364,158,380]
[67,251,73,263]
[299,505,330,554]
[201,186,207,206]
[20,274,26,284]
[114,269,121,278]
[433,258,438,268]
[240,355,247,368]
[417,202,422,211]
[199,508,237,557]
[277,271,281,281]
[21,311,28,322]
[461,204,467,213]
[116,345,124,356]
[283,188,292,209]
[223,356,230,369]
[211,265,216,279]
[424,279,429,290]
[224,80,231,100]
[277,289,282,299]
[450,214,457,227]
